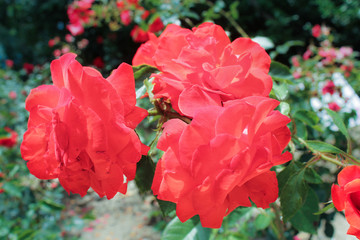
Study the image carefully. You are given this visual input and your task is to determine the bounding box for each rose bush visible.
[21,53,148,199]
[332,165,360,239]
[152,96,292,228]
[133,22,272,117]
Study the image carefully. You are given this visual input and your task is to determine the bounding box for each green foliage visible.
[162,216,211,240]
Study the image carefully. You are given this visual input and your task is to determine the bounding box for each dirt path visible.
[80,182,161,240]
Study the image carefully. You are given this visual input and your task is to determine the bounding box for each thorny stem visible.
[148,101,191,124]
[296,137,347,168]
[270,203,286,240]
[194,0,250,38]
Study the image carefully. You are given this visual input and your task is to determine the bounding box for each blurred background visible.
[1,0,360,239]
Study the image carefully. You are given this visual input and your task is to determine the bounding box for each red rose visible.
[152,96,292,228]
[328,102,341,112]
[149,17,164,33]
[322,81,335,95]
[133,22,272,117]
[21,53,148,199]
[332,165,360,239]
[132,32,159,66]
[312,24,321,38]
[0,127,18,148]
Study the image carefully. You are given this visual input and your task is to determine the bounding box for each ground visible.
[80,182,161,240]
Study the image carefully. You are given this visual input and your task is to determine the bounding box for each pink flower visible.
[77,39,89,49]
[328,102,341,112]
[302,49,312,60]
[48,39,56,48]
[312,24,321,38]
[61,46,71,54]
[8,91,17,100]
[120,10,132,26]
[339,47,353,58]
[53,49,62,58]
[67,22,84,36]
[65,34,75,43]
[5,59,14,68]
[292,71,301,79]
[291,56,300,67]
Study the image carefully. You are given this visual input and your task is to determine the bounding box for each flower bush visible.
[3,0,360,239]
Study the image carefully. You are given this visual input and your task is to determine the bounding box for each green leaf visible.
[41,199,64,211]
[277,161,303,191]
[304,168,323,184]
[229,1,240,19]
[305,140,344,154]
[134,156,155,194]
[18,229,37,240]
[314,202,334,215]
[132,64,158,82]
[275,40,304,54]
[144,78,155,101]
[289,188,319,233]
[325,109,349,139]
[279,102,290,116]
[294,119,308,140]
[254,212,273,230]
[157,199,176,216]
[269,61,294,84]
[2,182,22,198]
[271,82,288,101]
[280,169,309,221]
[294,110,319,127]
[325,108,351,152]
[136,85,147,100]
[162,216,211,240]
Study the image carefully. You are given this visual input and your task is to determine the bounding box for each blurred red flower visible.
[120,10,132,26]
[5,59,14,68]
[0,127,18,148]
[21,53,148,199]
[149,17,164,33]
[322,81,335,95]
[312,24,321,38]
[328,102,341,112]
[152,96,292,228]
[8,91,17,100]
[93,56,104,69]
[131,25,149,42]
[23,63,34,74]
[332,166,360,239]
